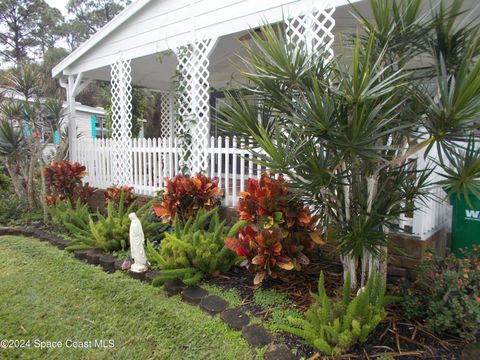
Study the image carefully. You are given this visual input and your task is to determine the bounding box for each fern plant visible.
[283,271,398,355]
[48,199,91,237]
[149,207,246,286]
[66,192,166,253]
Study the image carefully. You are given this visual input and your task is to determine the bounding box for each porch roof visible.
[52,0,369,90]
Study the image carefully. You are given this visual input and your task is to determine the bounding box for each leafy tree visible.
[217,0,480,289]
[40,47,70,96]
[35,5,65,59]
[65,0,131,50]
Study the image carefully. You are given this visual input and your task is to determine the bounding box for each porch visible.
[53,0,451,242]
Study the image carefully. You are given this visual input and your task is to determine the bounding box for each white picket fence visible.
[75,136,267,206]
[74,136,451,240]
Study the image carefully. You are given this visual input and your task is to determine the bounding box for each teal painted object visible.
[450,193,480,257]
[54,130,60,145]
[91,115,97,138]
[23,123,31,136]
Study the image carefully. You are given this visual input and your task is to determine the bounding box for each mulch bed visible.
[203,255,467,359]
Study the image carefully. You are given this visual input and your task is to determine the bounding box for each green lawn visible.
[0,236,260,360]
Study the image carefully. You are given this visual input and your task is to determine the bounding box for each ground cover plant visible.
[149,207,246,285]
[0,235,259,360]
[225,174,322,285]
[252,289,303,334]
[153,173,222,223]
[399,245,480,341]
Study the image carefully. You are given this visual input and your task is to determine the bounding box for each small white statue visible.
[129,212,148,273]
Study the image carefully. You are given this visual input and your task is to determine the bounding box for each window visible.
[92,115,108,138]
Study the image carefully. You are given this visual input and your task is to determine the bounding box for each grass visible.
[0,236,259,360]
[202,284,243,308]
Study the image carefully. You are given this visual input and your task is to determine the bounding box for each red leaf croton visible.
[226,173,324,284]
[152,173,222,223]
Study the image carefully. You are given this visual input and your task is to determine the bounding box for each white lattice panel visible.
[175,39,216,174]
[110,58,133,185]
[159,91,174,138]
[286,3,335,59]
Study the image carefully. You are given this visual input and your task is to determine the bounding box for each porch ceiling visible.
[77,30,253,91]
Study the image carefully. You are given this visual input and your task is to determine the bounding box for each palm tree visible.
[217,0,480,289]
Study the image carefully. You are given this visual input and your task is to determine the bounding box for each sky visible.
[45,0,69,16]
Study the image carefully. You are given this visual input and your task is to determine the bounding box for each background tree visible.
[35,4,65,60]
[65,0,131,50]
[0,0,63,66]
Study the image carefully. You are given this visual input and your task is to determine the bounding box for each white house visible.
[52,0,470,244]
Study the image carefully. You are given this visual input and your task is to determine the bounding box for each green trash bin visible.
[450,193,480,257]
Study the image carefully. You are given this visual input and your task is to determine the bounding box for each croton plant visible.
[153,173,222,223]
[44,160,96,205]
[104,185,137,207]
[225,174,323,284]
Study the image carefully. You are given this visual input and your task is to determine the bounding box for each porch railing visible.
[74,136,451,240]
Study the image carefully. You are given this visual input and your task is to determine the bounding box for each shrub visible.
[44,160,96,204]
[104,185,137,207]
[399,246,480,341]
[0,192,26,225]
[0,172,10,192]
[152,173,222,223]
[225,173,322,284]
[149,207,246,286]
[283,272,396,355]
[66,194,166,253]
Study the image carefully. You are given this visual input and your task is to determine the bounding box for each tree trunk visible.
[340,254,358,292]
[4,163,24,199]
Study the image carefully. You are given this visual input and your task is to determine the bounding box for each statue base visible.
[130,263,147,273]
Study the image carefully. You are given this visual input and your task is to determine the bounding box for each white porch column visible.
[65,73,91,163]
[110,58,133,186]
[175,39,217,174]
[286,2,336,59]
[66,75,77,162]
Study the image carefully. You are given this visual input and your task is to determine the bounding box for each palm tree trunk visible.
[341,171,359,291]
